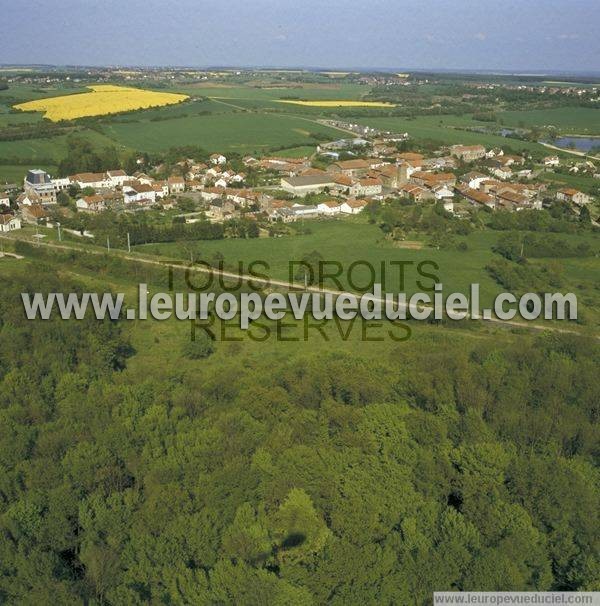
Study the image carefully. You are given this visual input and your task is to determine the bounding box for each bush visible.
[181,332,214,359]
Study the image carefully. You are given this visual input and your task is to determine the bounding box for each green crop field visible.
[102,112,345,153]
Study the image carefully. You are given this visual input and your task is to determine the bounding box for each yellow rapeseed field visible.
[276,100,396,108]
[14,85,189,121]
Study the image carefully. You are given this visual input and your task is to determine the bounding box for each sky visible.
[1,0,599,74]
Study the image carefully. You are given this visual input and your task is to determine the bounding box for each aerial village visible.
[0,131,597,235]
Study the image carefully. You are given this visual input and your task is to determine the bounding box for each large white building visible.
[280,175,336,197]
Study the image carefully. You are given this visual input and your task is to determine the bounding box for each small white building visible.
[492,167,513,180]
[167,177,186,194]
[210,153,227,165]
[340,199,368,214]
[433,184,455,200]
[70,172,112,190]
[317,200,342,215]
[544,156,560,167]
[0,195,9,208]
[123,183,157,204]
[0,214,22,232]
[107,170,129,186]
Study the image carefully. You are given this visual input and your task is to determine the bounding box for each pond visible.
[551,136,600,152]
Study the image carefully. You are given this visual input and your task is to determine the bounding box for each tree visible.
[181,331,214,359]
[272,489,330,563]
[579,205,591,224]
[56,191,71,207]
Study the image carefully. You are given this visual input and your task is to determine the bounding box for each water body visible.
[551,136,600,152]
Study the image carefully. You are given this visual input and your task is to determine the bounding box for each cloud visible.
[557,33,579,40]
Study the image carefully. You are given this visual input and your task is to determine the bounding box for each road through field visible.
[1,232,592,339]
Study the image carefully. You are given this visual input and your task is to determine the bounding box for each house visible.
[461,171,488,190]
[422,156,458,171]
[0,214,21,232]
[442,200,454,214]
[410,171,456,188]
[270,207,297,223]
[291,204,319,218]
[457,186,496,210]
[399,184,433,203]
[340,199,368,214]
[352,177,382,197]
[24,169,57,204]
[70,172,111,190]
[16,192,40,207]
[76,195,107,213]
[51,176,70,192]
[377,163,409,189]
[153,181,169,198]
[317,200,342,215]
[299,168,327,177]
[21,203,48,224]
[158,198,176,210]
[432,184,455,200]
[544,156,560,167]
[497,190,541,211]
[450,145,486,162]
[167,176,186,194]
[106,170,129,186]
[557,188,591,206]
[331,174,354,194]
[210,153,227,165]
[132,172,155,186]
[327,159,371,177]
[0,194,9,208]
[492,166,513,180]
[210,198,237,219]
[396,152,424,165]
[123,182,157,204]
[214,178,228,189]
[280,175,336,197]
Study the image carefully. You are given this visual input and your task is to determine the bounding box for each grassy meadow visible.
[131,217,600,326]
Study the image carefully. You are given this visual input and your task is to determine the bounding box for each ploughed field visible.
[13,85,189,121]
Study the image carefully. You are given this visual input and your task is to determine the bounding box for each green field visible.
[353,116,550,154]
[498,108,600,134]
[132,217,600,323]
[1,80,599,174]
[102,112,344,153]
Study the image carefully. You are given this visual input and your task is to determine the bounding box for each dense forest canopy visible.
[0,264,598,604]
